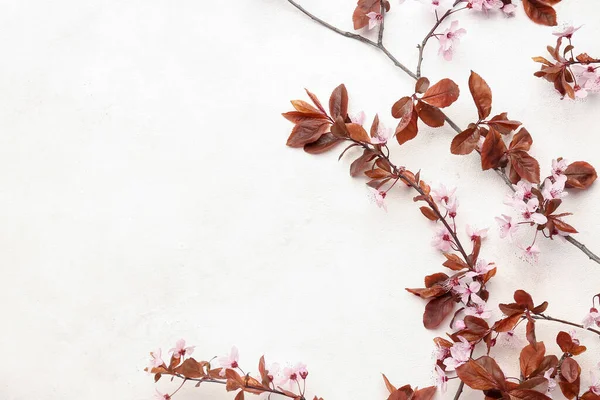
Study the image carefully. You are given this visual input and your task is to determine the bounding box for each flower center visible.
[231,361,239,369]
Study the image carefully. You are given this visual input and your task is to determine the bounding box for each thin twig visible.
[283,0,600,265]
[532,314,600,336]
[453,381,466,400]
[172,374,302,399]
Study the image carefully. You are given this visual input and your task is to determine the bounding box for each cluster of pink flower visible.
[149,342,308,400]
[495,159,571,263]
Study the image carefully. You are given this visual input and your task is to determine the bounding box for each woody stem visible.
[531,314,600,336]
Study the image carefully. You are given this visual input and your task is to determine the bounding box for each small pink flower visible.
[515,198,547,225]
[443,336,471,371]
[455,280,481,304]
[447,198,459,218]
[513,180,534,202]
[432,226,454,252]
[434,365,449,393]
[574,85,588,99]
[542,175,568,201]
[169,339,195,359]
[464,294,492,319]
[519,243,541,263]
[350,111,366,125]
[501,3,517,15]
[278,364,305,388]
[218,346,240,377]
[582,307,600,329]
[589,371,600,395]
[469,0,503,12]
[368,187,387,211]
[149,349,165,370]
[551,158,568,179]
[466,259,493,278]
[495,214,518,241]
[544,368,557,394]
[366,12,383,30]
[466,225,488,242]
[432,184,456,209]
[438,21,466,61]
[569,330,580,346]
[155,390,171,400]
[371,121,392,145]
[453,319,466,330]
[553,25,582,39]
[501,330,517,344]
[297,363,309,380]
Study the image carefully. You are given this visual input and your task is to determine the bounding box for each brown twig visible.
[172,374,302,399]
[283,0,600,265]
[416,0,465,78]
[532,314,600,336]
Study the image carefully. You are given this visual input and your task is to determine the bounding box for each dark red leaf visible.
[329,84,349,120]
[304,133,342,154]
[422,79,460,108]
[522,0,557,26]
[481,128,507,170]
[396,111,419,145]
[468,71,493,120]
[564,161,597,189]
[451,126,480,155]
[423,293,455,329]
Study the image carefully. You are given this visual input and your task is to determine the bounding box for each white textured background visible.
[1,1,599,399]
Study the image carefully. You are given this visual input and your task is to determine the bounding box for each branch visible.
[172,374,302,399]
[283,0,600,265]
[532,314,600,336]
[416,0,465,78]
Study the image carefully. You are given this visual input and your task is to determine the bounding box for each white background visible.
[1,1,599,399]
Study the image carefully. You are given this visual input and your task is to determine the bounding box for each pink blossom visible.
[544,368,557,394]
[514,198,547,225]
[464,294,492,319]
[432,226,454,252]
[432,184,456,209]
[469,0,503,12]
[278,363,305,388]
[574,85,588,99]
[149,349,165,370]
[297,363,309,380]
[542,175,568,201]
[551,158,568,179]
[368,187,387,211]
[371,121,392,145]
[466,225,488,242]
[366,12,383,30]
[500,330,517,344]
[438,21,466,61]
[434,342,451,361]
[447,198,459,218]
[453,319,466,330]
[155,390,171,400]
[495,214,519,241]
[169,339,195,359]
[501,3,517,15]
[519,243,541,263]
[455,280,481,304]
[434,365,449,393]
[553,25,582,39]
[466,258,493,278]
[350,111,366,125]
[265,362,281,383]
[513,180,534,202]
[218,346,240,377]
[589,371,600,395]
[569,330,580,346]
[477,136,485,151]
[443,336,471,371]
[582,307,600,329]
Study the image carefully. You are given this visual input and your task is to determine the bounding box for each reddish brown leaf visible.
[370,114,380,138]
[509,151,541,183]
[365,168,391,179]
[559,375,581,400]
[286,119,330,148]
[510,128,533,152]
[396,111,419,145]
[443,253,469,271]
[520,342,546,378]
[548,216,578,234]
[392,96,414,119]
[413,386,437,400]
[487,113,522,135]
[234,391,245,400]
[561,358,580,384]
[526,319,537,346]
[422,78,460,108]
[282,111,328,124]
[423,293,455,329]
[415,77,430,94]
[522,0,557,26]
[508,389,552,400]
[416,101,445,127]
[420,206,439,221]
[469,71,493,120]
[481,128,507,170]
[304,133,342,154]
[304,89,328,115]
[329,84,349,120]
[514,290,534,309]
[451,316,490,342]
[291,100,321,114]
[581,391,600,400]
[451,126,480,155]
[352,0,383,30]
[347,123,371,143]
[564,161,597,189]
[456,356,507,391]
[382,374,397,394]
[350,149,376,177]
[492,313,522,333]
[556,331,586,355]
